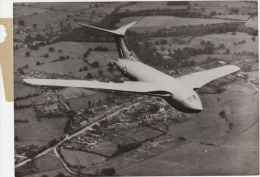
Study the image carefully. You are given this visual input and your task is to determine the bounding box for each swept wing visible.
[23,79,172,96]
[178,65,240,89]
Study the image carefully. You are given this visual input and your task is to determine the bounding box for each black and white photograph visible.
[14,1,259,176]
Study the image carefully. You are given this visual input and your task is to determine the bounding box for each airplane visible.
[24,21,240,113]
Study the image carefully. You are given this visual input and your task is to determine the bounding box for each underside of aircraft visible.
[24,21,240,113]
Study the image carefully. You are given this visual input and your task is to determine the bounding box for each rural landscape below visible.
[14,1,258,177]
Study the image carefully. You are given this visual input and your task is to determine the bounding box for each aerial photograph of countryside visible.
[14,1,258,177]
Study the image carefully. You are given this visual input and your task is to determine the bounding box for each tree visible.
[244,74,249,80]
[219,110,226,118]
[210,11,217,17]
[200,40,205,46]
[49,47,55,52]
[24,35,33,43]
[25,51,30,57]
[33,24,37,30]
[160,45,165,52]
[219,43,225,49]
[107,63,113,71]
[168,48,171,54]
[92,61,99,68]
[100,167,116,176]
[226,49,230,54]
[43,54,49,58]
[83,66,88,71]
[86,73,93,79]
[55,173,66,177]
[98,70,103,76]
[18,67,25,74]
[36,33,45,41]
[48,139,58,147]
[18,19,25,26]
[252,36,256,41]
[154,40,160,45]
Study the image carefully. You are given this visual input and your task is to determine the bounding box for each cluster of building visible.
[34,103,66,117]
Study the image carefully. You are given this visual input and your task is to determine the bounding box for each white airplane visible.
[24,21,240,113]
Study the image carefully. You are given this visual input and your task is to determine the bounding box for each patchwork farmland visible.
[14,1,258,177]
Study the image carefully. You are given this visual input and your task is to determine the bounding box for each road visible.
[56,90,70,111]
[248,80,259,92]
[15,100,141,174]
[54,147,77,175]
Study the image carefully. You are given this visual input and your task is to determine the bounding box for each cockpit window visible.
[187,95,197,102]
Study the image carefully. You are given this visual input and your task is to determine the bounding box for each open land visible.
[15,107,67,148]
[118,2,188,12]
[14,1,258,177]
[118,16,231,32]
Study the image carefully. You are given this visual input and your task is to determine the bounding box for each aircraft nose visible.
[190,100,203,111]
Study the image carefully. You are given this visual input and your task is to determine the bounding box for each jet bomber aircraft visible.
[24,21,240,113]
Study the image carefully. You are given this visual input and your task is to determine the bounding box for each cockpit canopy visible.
[187,95,197,102]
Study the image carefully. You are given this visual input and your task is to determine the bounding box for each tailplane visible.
[78,21,137,59]
[78,21,137,37]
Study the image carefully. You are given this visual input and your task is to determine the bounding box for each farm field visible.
[13,2,258,176]
[189,1,257,9]
[14,41,117,72]
[90,141,118,157]
[190,1,257,15]
[61,149,106,167]
[152,32,258,59]
[116,79,259,175]
[32,59,88,75]
[87,51,117,66]
[15,107,67,148]
[25,168,73,177]
[244,71,259,78]
[119,1,188,12]
[14,2,120,28]
[34,154,64,172]
[189,32,258,54]
[119,127,164,143]
[118,16,230,32]
[14,56,54,70]
[213,15,250,21]
[67,92,109,111]
[14,10,69,30]
[31,2,118,14]
[59,88,97,100]
[188,54,234,64]
[14,83,42,99]
[15,41,116,60]
[13,5,47,17]
[29,2,96,11]
[15,95,42,106]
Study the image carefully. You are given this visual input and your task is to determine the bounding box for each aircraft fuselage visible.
[115,59,203,113]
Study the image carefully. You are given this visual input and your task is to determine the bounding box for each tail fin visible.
[78,21,137,37]
[78,21,137,59]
